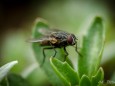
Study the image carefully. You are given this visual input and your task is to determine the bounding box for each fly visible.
[29,28,80,66]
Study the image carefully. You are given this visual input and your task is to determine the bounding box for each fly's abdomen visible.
[40,40,50,46]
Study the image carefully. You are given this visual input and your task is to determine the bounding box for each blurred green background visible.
[0,0,115,85]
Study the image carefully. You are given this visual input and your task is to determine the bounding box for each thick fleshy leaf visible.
[80,75,91,86]
[50,58,79,86]
[0,61,18,82]
[78,17,105,78]
[91,67,104,86]
[32,18,73,85]
[1,73,30,86]
[32,18,63,85]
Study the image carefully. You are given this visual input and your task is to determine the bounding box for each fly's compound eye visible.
[67,34,76,45]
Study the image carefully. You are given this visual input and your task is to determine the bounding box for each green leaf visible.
[50,58,79,86]
[32,18,64,86]
[78,17,105,78]
[0,61,18,82]
[91,67,104,86]
[80,75,91,86]
[26,66,50,86]
[1,73,30,86]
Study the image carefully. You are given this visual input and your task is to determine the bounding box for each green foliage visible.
[91,67,104,86]
[32,16,105,86]
[0,16,106,86]
[0,74,30,86]
[80,75,91,86]
[78,17,105,78]
[50,58,79,86]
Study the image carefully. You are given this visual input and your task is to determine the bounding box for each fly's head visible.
[67,34,77,46]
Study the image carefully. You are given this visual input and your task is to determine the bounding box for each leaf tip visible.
[10,60,18,65]
[80,75,91,86]
[34,18,48,25]
[94,16,102,23]
[14,60,18,64]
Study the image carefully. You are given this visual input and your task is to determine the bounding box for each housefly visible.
[29,28,80,66]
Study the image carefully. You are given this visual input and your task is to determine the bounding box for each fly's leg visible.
[49,42,57,57]
[75,44,82,57]
[52,47,57,57]
[41,47,57,67]
[63,47,68,61]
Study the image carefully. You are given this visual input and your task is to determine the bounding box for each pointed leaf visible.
[91,67,104,86]
[80,75,91,86]
[0,61,18,82]
[50,58,79,86]
[78,17,105,77]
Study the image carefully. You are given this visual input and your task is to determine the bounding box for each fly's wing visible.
[38,28,66,36]
[27,38,43,43]
[38,28,71,42]
[28,28,60,45]
[31,28,70,44]
[27,37,49,43]
[28,37,51,46]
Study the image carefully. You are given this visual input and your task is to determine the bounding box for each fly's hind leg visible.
[41,47,57,67]
[52,47,57,57]
[63,47,68,61]
[49,42,57,57]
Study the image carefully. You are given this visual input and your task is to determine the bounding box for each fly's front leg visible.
[63,47,68,61]
[75,44,82,57]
